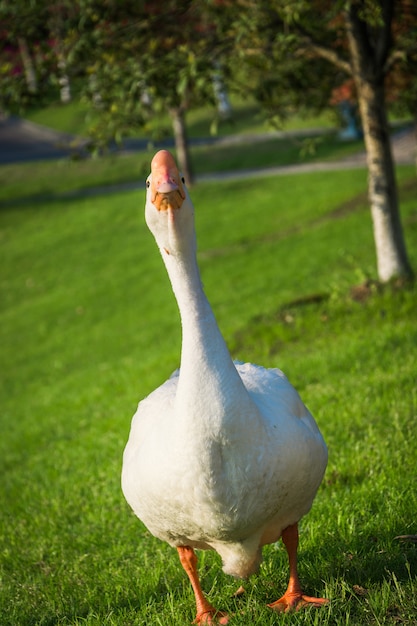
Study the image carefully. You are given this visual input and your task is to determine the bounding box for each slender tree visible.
[344,2,412,281]
[210,0,414,282]
[1,1,223,182]
[0,0,80,112]
[0,0,50,110]
[73,0,222,183]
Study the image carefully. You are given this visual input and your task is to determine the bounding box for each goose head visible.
[145,150,195,256]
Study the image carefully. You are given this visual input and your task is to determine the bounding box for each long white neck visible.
[160,238,255,428]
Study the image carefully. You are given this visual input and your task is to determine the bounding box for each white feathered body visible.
[122,361,327,579]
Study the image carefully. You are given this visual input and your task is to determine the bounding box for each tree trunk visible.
[169,106,194,186]
[414,115,417,173]
[345,5,413,282]
[17,37,38,94]
[357,79,412,281]
[57,53,71,104]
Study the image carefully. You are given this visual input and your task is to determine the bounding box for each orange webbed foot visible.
[268,591,329,613]
[194,609,229,624]
[268,523,328,613]
[177,547,229,625]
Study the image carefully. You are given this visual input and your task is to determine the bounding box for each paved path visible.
[0,116,83,164]
[0,116,335,164]
[0,115,414,183]
[199,124,415,183]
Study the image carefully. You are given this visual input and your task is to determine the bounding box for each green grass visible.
[0,131,365,206]
[1,163,416,625]
[25,99,94,137]
[25,97,337,139]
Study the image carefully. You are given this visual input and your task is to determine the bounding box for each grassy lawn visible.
[1,162,416,625]
[24,97,337,139]
[0,131,365,206]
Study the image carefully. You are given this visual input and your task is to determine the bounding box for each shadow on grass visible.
[0,181,142,210]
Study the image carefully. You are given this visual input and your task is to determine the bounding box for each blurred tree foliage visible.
[70,0,226,182]
[0,0,415,278]
[0,0,79,108]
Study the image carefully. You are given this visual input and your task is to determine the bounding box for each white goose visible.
[122,150,328,624]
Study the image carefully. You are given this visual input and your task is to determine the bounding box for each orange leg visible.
[177,546,229,625]
[267,523,328,613]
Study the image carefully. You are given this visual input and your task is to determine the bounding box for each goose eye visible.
[146,180,150,188]
[181,177,185,184]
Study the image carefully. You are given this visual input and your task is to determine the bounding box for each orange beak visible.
[150,150,186,211]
